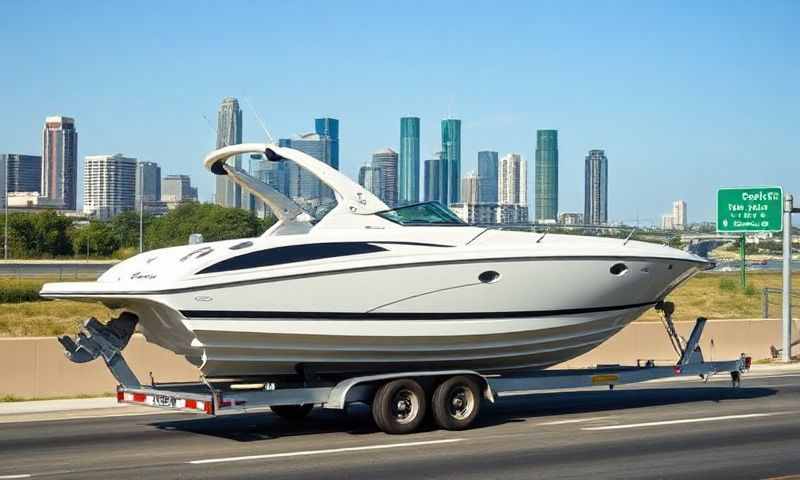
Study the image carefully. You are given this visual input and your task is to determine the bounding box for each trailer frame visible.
[108,317,750,430]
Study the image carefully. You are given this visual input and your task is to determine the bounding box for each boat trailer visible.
[59,306,750,434]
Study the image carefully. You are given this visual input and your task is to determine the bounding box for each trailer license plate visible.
[154,394,177,407]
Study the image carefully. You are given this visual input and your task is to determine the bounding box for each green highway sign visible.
[717,186,783,233]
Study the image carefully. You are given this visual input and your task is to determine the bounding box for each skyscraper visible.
[499,153,527,205]
[672,200,687,230]
[215,97,243,208]
[461,172,480,204]
[162,175,197,204]
[279,133,335,205]
[661,214,675,230]
[535,129,558,222]
[441,119,461,205]
[358,164,384,199]
[314,118,339,170]
[584,149,608,225]
[42,116,78,210]
[252,156,285,194]
[398,117,420,205]
[423,154,445,205]
[135,161,161,211]
[0,154,41,193]
[477,151,499,203]
[83,154,137,220]
[372,148,398,207]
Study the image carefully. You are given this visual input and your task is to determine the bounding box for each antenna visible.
[201,114,216,134]
[244,97,275,144]
[447,96,453,120]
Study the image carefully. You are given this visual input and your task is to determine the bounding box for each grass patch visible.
[718,278,737,292]
[638,271,800,322]
[0,300,115,337]
[0,392,115,402]
[0,278,47,303]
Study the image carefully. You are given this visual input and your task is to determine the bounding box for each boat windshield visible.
[377,202,466,226]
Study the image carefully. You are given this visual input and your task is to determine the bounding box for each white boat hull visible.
[185,305,651,377]
[137,256,699,378]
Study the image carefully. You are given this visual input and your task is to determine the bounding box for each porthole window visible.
[610,263,629,276]
[478,270,501,284]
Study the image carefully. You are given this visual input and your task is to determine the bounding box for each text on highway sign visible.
[717,186,783,233]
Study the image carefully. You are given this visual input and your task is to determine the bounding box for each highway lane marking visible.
[538,416,614,425]
[188,438,464,465]
[582,412,783,431]
[0,475,32,479]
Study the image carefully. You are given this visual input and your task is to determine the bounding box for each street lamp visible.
[3,156,8,260]
[138,162,144,253]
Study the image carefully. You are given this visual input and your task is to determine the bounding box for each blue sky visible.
[1,0,797,223]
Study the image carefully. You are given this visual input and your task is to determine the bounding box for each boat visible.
[43,143,709,381]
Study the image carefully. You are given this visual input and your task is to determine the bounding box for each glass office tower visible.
[441,119,461,205]
[398,117,420,205]
[534,129,558,221]
[477,150,499,203]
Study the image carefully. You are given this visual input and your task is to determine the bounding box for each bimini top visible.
[203,143,466,234]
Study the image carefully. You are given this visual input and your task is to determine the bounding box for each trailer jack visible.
[58,313,141,388]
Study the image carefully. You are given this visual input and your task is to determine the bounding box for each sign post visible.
[740,235,746,288]
[783,195,792,362]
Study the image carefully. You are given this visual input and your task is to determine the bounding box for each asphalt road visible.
[1,371,800,480]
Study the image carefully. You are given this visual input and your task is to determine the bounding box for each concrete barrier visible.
[0,335,197,399]
[560,318,798,368]
[0,319,796,399]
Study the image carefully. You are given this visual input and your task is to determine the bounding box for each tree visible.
[110,210,153,249]
[7,211,73,258]
[145,203,268,248]
[72,222,120,258]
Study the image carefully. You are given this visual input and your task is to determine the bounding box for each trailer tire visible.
[431,376,481,431]
[270,403,313,421]
[372,379,426,434]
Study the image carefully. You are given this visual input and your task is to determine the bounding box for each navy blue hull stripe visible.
[180,300,657,320]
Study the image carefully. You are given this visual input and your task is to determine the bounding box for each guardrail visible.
[0,262,115,280]
[762,287,800,318]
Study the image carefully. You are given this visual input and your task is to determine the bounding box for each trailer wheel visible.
[270,403,313,421]
[431,376,481,431]
[372,379,426,434]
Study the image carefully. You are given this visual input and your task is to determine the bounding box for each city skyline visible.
[1,1,797,223]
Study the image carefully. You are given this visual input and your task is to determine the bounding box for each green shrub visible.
[0,279,45,303]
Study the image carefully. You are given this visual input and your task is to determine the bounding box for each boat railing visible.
[472,222,686,248]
